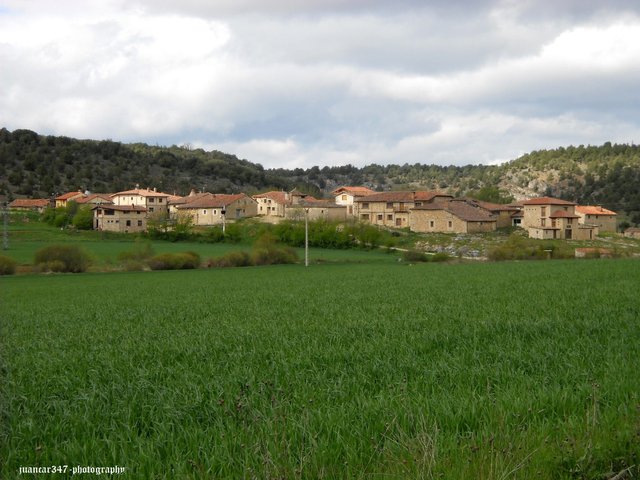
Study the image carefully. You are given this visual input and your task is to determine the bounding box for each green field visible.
[1,259,639,478]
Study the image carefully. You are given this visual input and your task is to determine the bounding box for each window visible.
[541,218,546,227]
[148,198,155,203]
[149,207,154,212]
[203,210,207,215]
[387,214,393,221]
[448,221,453,229]
[541,206,546,216]
[567,218,573,225]
[104,210,114,216]
[260,206,263,212]
[415,202,422,207]
[551,219,556,228]
[137,220,143,227]
[362,202,369,209]
[126,220,131,227]
[342,195,347,201]
[386,202,393,209]
[430,220,434,228]
[361,214,369,220]
[158,198,163,203]
[377,214,383,221]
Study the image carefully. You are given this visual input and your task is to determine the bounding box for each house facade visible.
[464,199,519,228]
[111,187,170,216]
[285,200,347,222]
[8,198,51,212]
[174,193,258,226]
[355,191,453,228]
[522,197,597,240]
[409,199,497,234]
[55,191,85,208]
[575,205,617,232]
[93,205,147,233]
[331,186,374,217]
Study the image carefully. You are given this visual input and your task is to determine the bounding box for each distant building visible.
[93,205,147,233]
[409,199,497,234]
[575,205,617,232]
[331,186,374,217]
[521,197,598,240]
[354,191,453,228]
[173,193,258,225]
[8,198,51,212]
[110,187,170,216]
[55,191,85,208]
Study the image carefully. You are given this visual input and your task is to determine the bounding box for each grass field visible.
[2,221,400,267]
[1,259,639,478]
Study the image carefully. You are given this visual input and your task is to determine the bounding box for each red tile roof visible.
[112,188,170,198]
[253,191,289,204]
[9,198,50,208]
[75,193,112,204]
[331,186,375,196]
[575,205,617,216]
[355,191,452,203]
[413,200,496,222]
[521,196,576,206]
[56,191,85,201]
[464,198,519,212]
[176,193,250,209]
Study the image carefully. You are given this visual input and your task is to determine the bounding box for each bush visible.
[251,246,298,266]
[117,240,155,263]
[431,252,451,262]
[207,251,252,268]
[148,251,201,270]
[0,255,17,275]
[402,250,430,263]
[34,245,92,273]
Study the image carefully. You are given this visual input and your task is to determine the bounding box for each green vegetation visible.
[1,260,639,478]
[33,244,92,273]
[0,254,17,275]
[148,251,202,270]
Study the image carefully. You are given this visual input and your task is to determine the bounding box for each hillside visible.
[1,128,639,224]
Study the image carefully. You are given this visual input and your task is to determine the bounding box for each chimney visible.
[154,187,157,192]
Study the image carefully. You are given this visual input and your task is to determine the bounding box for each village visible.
[9,185,636,240]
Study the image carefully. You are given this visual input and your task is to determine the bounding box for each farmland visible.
[2,259,639,479]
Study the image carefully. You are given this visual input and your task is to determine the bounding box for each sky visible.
[1,1,640,169]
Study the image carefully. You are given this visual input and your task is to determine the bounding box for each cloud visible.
[1,0,640,170]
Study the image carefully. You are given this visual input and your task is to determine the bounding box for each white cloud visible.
[1,0,640,169]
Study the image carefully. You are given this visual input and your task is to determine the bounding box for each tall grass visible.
[1,260,639,478]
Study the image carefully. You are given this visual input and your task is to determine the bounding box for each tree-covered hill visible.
[1,128,639,224]
[0,128,298,198]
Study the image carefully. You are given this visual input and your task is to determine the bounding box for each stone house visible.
[285,199,347,222]
[575,205,617,232]
[93,205,147,233]
[522,197,597,240]
[55,191,85,208]
[355,191,453,228]
[464,199,520,228]
[110,187,170,216]
[409,199,497,233]
[8,198,51,212]
[174,193,258,226]
[623,227,640,239]
[331,186,374,217]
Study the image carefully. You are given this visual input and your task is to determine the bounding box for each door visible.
[565,229,572,239]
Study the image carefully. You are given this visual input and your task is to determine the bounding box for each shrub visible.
[251,246,298,266]
[117,240,155,263]
[0,255,17,275]
[207,251,252,268]
[148,252,201,270]
[402,250,430,263]
[250,233,298,265]
[34,245,92,273]
[431,252,451,262]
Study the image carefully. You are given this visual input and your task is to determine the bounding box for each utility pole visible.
[3,202,8,251]
[304,207,309,267]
